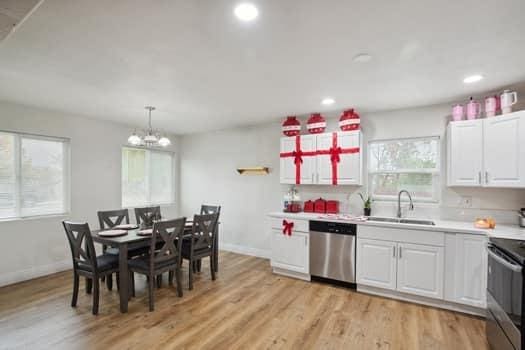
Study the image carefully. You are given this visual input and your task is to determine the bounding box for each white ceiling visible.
[0,0,524,134]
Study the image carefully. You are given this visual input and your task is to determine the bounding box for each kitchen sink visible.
[367,217,435,226]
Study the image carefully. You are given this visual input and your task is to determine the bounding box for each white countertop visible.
[268,211,525,240]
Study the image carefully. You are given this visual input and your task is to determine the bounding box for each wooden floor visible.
[0,252,488,350]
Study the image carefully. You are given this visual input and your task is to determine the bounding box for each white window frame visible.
[121,146,175,208]
[367,136,441,203]
[0,130,70,221]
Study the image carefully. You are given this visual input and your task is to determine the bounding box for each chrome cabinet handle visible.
[399,246,402,259]
[478,171,481,184]
[392,246,396,258]
[485,171,489,183]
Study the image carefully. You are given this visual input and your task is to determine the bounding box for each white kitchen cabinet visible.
[271,229,309,275]
[447,111,525,188]
[483,111,525,187]
[316,131,362,185]
[447,119,483,186]
[280,135,316,184]
[445,233,487,308]
[396,243,444,299]
[356,238,397,291]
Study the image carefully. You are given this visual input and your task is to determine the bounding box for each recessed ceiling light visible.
[463,74,484,84]
[353,53,372,63]
[321,98,335,106]
[234,3,259,22]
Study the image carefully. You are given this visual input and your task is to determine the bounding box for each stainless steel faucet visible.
[397,190,414,218]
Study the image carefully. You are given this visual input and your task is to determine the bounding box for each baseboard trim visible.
[220,243,271,259]
[357,285,486,317]
[0,259,71,287]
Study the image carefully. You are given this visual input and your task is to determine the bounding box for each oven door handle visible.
[487,246,523,272]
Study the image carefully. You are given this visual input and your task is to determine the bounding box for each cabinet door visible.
[454,234,487,308]
[280,135,316,184]
[317,131,361,185]
[447,120,483,186]
[356,238,397,290]
[271,229,309,274]
[396,243,444,299]
[483,112,525,188]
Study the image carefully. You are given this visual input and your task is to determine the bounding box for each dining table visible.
[91,222,219,313]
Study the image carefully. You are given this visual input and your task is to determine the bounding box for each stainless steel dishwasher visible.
[309,220,356,285]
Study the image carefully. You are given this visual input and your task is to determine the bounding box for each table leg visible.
[119,244,129,313]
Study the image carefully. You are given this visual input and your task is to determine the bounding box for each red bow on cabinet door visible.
[317,132,360,185]
[282,220,294,236]
[279,136,317,184]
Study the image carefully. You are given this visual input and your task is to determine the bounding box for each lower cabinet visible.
[445,233,487,308]
[357,238,444,299]
[356,238,397,290]
[396,243,444,299]
[271,229,309,275]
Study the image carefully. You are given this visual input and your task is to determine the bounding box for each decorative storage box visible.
[314,198,327,213]
[304,200,314,213]
[326,200,339,214]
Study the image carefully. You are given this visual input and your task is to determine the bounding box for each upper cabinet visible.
[447,111,525,188]
[280,135,317,184]
[483,113,525,187]
[280,131,362,185]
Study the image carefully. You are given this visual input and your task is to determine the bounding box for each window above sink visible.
[368,137,440,203]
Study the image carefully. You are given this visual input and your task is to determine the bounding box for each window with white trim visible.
[0,131,70,219]
[368,137,440,202]
[121,147,174,208]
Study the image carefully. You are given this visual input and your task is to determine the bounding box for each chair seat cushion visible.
[128,255,178,272]
[78,254,118,273]
[181,239,212,259]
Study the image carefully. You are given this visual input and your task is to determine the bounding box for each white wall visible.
[180,86,525,258]
[0,100,179,286]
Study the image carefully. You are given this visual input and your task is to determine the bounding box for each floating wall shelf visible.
[236,167,270,175]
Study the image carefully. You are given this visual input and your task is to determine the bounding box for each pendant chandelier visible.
[128,106,171,147]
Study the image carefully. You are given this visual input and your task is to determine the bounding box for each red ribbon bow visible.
[282,220,294,236]
[329,146,342,164]
[292,150,304,165]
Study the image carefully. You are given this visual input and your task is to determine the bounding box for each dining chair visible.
[128,217,186,311]
[62,221,119,315]
[134,206,161,227]
[181,213,219,290]
[194,205,221,272]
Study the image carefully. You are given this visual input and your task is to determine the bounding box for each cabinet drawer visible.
[358,225,444,246]
[270,217,309,233]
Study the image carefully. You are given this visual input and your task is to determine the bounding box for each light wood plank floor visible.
[0,252,488,350]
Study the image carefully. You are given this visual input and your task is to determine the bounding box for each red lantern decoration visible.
[307,113,326,134]
[281,116,301,137]
[339,109,360,131]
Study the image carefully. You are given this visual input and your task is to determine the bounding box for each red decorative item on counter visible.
[284,202,301,213]
[316,132,360,185]
[326,200,339,214]
[281,116,301,137]
[307,113,326,134]
[282,220,294,236]
[314,198,327,213]
[304,200,314,213]
[339,109,360,131]
[279,135,317,184]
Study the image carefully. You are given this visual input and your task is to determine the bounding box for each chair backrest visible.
[135,206,161,226]
[97,209,130,230]
[190,213,219,252]
[149,217,186,270]
[62,221,98,271]
[200,204,221,216]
